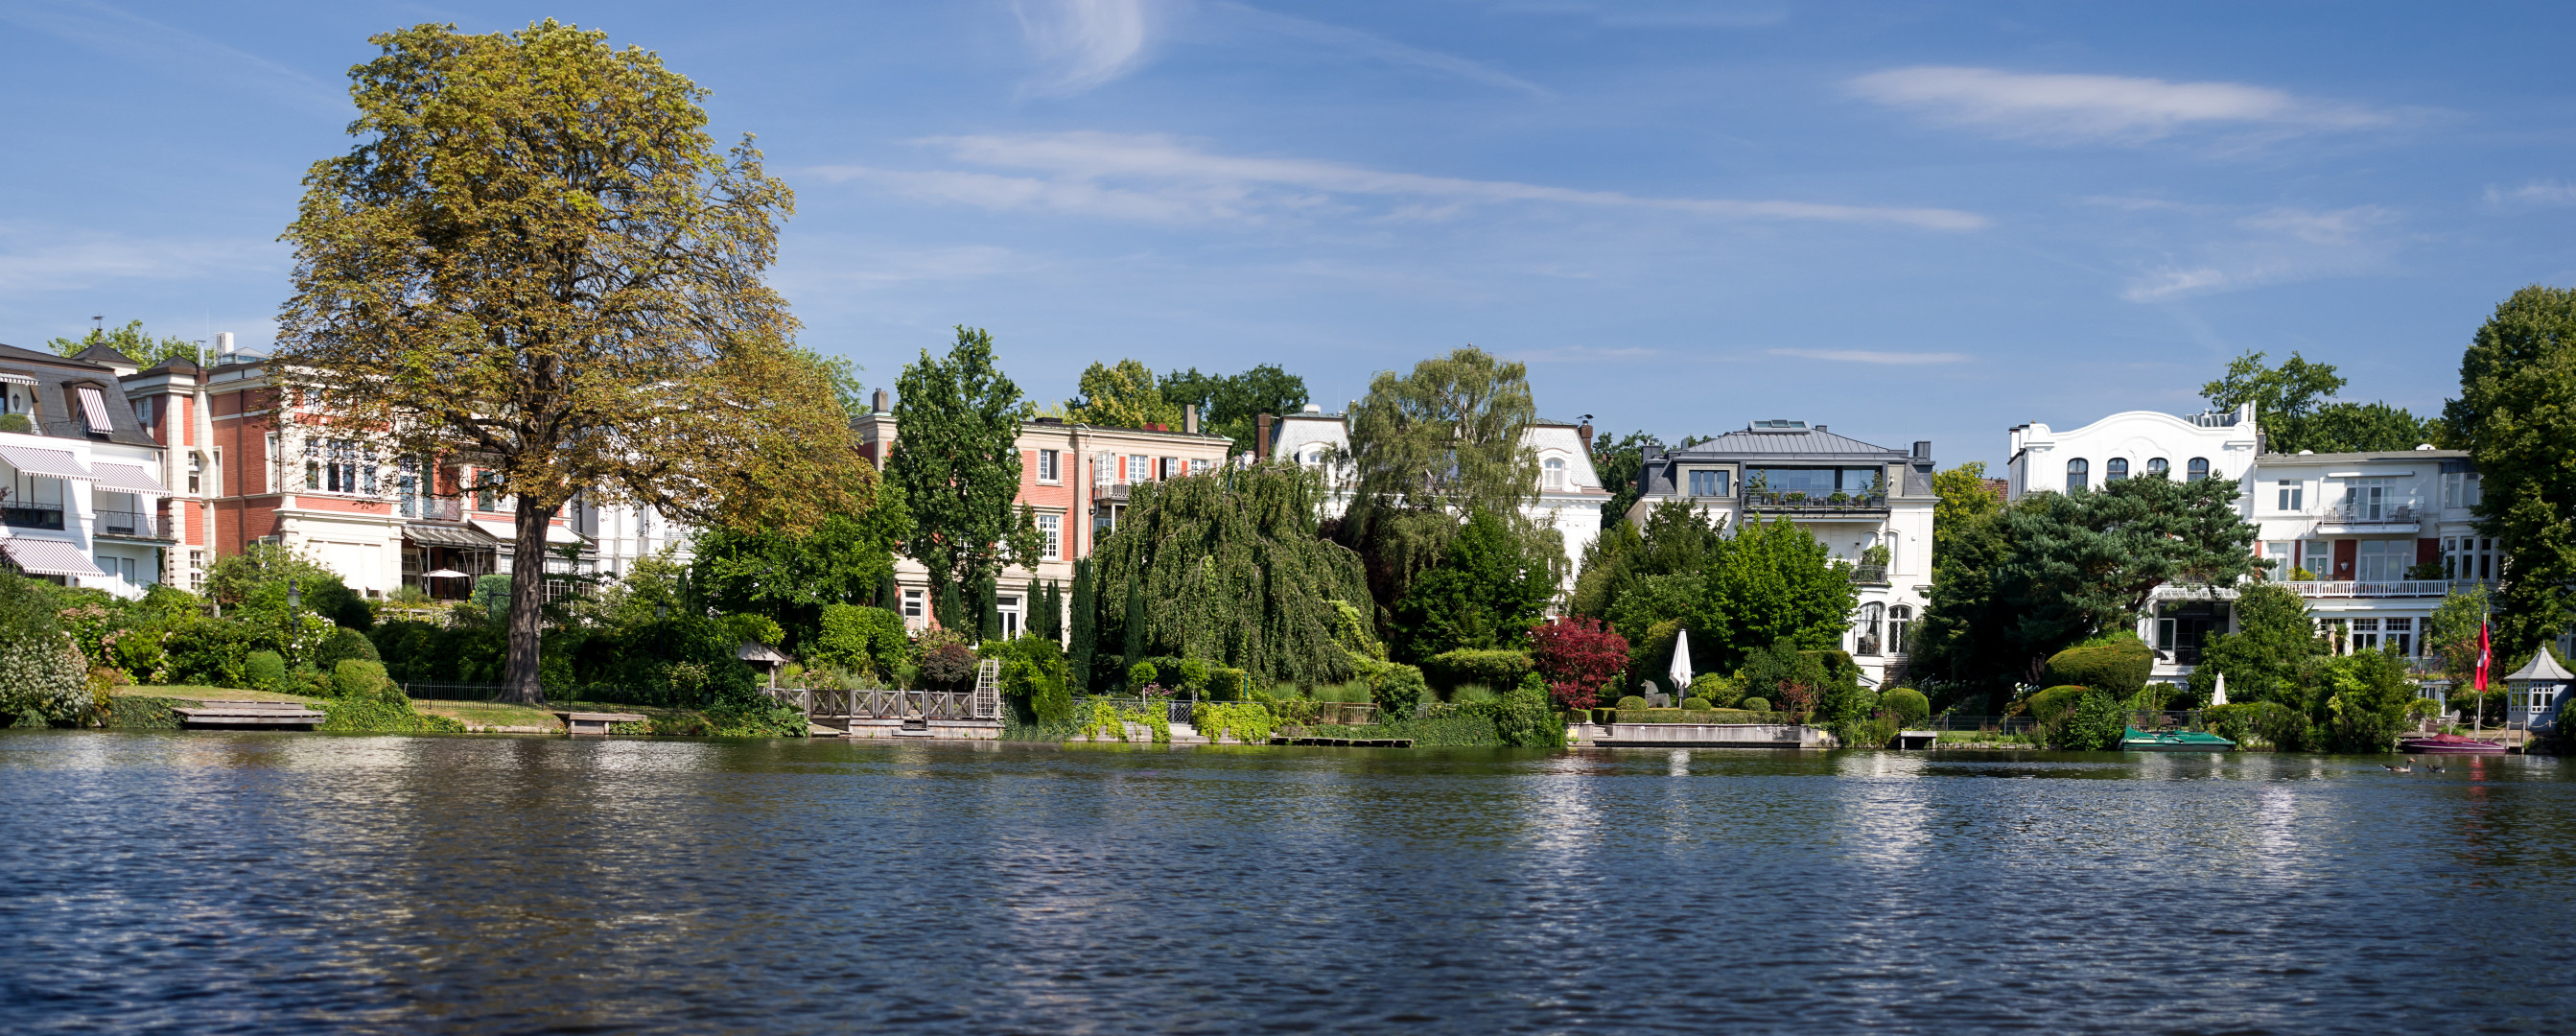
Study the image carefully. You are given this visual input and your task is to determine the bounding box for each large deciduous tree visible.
[885,327,1042,627]
[1576,500,1857,678]
[276,21,868,704]
[2203,350,2442,454]
[1159,364,1311,457]
[1386,507,1557,662]
[1588,430,1664,530]
[47,319,203,368]
[2445,285,2576,655]
[1065,358,1181,429]
[691,498,912,654]
[1334,347,1560,618]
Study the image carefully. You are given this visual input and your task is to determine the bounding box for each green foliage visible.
[2424,584,2491,689]
[989,635,1073,724]
[1909,486,2018,711]
[1337,347,1560,617]
[886,326,1043,625]
[1351,654,1428,718]
[1085,463,1371,687]
[2021,685,2089,723]
[1129,660,1159,688]
[1587,504,1859,679]
[720,612,785,647]
[1388,508,1556,662]
[690,506,911,653]
[2190,583,2326,711]
[2204,350,2441,454]
[1881,687,1931,726]
[2049,688,2125,751]
[1159,364,1309,457]
[813,604,911,680]
[245,650,288,693]
[1678,696,1712,710]
[2040,640,2154,698]
[315,626,380,671]
[2319,648,2416,753]
[2446,285,2576,655]
[164,619,256,688]
[1191,700,1280,743]
[1689,671,1740,707]
[1461,675,1565,747]
[206,542,370,648]
[1738,697,1769,712]
[329,659,399,700]
[318,696,466,734]
[1066,358,1183,428]
[471,575,512,621]
[1990,472,2258,669]
[0,572,86,725]
[1737,640,1836,721]
[1068,557,1098,691]
[1420,648,1534,694]
[44,318,204,367]
[1931,462,2001,556]
[1615,695,1648,710]
[1588,430,1663,530]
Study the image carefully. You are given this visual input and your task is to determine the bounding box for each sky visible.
[3,1,2572,470]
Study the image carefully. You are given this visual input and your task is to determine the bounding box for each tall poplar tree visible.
[884,328,1042,633]
[2446,285,2576,653]
[276,21,869,704]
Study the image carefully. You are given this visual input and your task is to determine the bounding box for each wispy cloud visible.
[1510,344,1659,363]
[813,131,1987,230]
[1768,348,1968,365]
[2483,179,2576,209]
[782,245,1036,290]
[0,0,342,113]
[1211,3,1549,95]
[0,224,282,293]
[1847,66,2386,145]
[2117,204,2400,302]
[1014,0,1159,96]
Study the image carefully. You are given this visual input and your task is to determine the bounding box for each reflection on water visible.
[4,732,2575,1033]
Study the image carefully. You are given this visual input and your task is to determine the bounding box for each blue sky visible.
[4,1,2572,469]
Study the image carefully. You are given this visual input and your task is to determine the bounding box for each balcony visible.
[2,504,64,530]
[2278,578,2484,599]
[1847,563,1889,585]
[94,509,173,540]
[1745,491,1887,514]
[2314,503,2420,533]
[404,497,464,521]
[0,417,107,439]
[1093,482,1132,502]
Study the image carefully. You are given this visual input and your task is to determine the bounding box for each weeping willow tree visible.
[1087,463,1370,686]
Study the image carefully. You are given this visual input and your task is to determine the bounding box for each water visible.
[4,733,2574,1034]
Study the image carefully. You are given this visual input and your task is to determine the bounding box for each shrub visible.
[164,618,257,688]
[919,640,979,691]
[1423,648,1534,694]
[814,605,911,679]
[1690,672,1741,708]
[315,626,380,670]
[1128,660,1158,690]
[0,632,87,727]
[1457,675,1564,747]
[245,650,288,694]
[329,659,399,700]
[1616,695,1648,710]
[1176,657,1211,694]
[1679,696,1713,711]
[988,636,1073,724]
[1352,655,1428,718]
[1207,666,1250,699]
[2021,685,2090,724]
[318,696,465,733]
[2048,688,2125,751]
[1530,616,1628,710]
[1451,684,1500,704]
[1311,680,1374,703]
[2042,641,2154,698]
[1192,701,1279,743]
[1881,687,1932,726]
[1739,697,1768,713]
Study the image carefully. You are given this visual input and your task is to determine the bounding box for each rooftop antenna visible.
[91,315,105,343]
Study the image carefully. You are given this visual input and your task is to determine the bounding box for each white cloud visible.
[1015,0,1159,95]
[2116,205,2400,302]
[1847,66,2385,145]
[1768,348,1968,365]
[0,226,281,293]
[813,131,1987,230]
[2484,180,2576,209]
[782,245,1035,290]
[1211,3,1548,95]
[1510,344,1658,363]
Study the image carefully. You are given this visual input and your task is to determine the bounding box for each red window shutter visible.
[2417,538,2440,565]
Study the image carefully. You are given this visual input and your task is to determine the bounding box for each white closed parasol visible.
[1669,628,1694,699]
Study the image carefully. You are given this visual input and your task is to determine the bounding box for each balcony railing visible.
[2278,578,2483,599]
[2320,504,2417,526]
[1848,563,1888,585]
[404,497,464,521]
[2,504,64,530]
[0,417,106,438]
[1745,491,1887,512]
[94,509,172,539]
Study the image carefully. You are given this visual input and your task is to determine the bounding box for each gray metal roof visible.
[1663,424,1909,460]
[0,342,159,447]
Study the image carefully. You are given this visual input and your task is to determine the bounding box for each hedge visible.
[1881,688,1931,726]
[2021,685,2090,724]
[2041,641,2153,697]
[1421,648,1534,693]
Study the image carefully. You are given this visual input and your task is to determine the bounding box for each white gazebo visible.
[2504,650,2573,731]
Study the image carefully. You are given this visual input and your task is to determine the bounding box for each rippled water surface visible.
[5,732,2576,1034]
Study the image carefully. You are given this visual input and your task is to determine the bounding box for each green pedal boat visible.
[2119,727,2236,751]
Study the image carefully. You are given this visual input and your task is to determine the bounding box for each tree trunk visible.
[501,498,551,705]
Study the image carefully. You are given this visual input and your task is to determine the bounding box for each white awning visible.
[0,443,92,481]
[0,370,35,386]
[90,462,165,493]
[473,519,585,546]
[0,536,105,577]
[76,387,112,432]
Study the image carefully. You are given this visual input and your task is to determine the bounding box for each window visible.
[2385,617,2414,656]
[263,435,278,494]
[397,458,419,517]
[474,471,499,512]
[998,595,1023,639]
[2188,458,2210,483]
[2264,541,2292,577]
[1744,467,1880,496]
[1686,469,1729,497]
[2351,617,2380,651]
[1128,455,1150,482]
[1189,459,1211,476]
[187,452,203,494]
[1544,458,1567,491]
[2066,459,2089,492]
[187,550,204,592]
[2146,458,2168,478]
[1888,604,1913,654]
[2355,540,2404,582]
[901,589,925,622]
[1037,449,1060,483]
[2447,537,2498,581]
[2276,481,2304,512]
[1091,452,1113,485]
[2342,478,2391,521]
[2106,458,2130,482]
[2305,540,2331,579]
[1855,601,1884,656]
[1038,513,1063,560]
[2444,471,2483,508]
[302,437,374,495]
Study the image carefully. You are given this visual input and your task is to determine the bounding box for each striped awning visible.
[474,518,585,546]
[0,536,105,577]
[90,462,165,493]
[404,522,500,548]
[76,387,112,432]
[0,443,91,481]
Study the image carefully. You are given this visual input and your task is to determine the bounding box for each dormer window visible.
[1544,458,1567,490]
[1686,469,1729,497]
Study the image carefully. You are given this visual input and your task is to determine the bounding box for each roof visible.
[0,343,160,447]
[2256,448,2466,463]
[1658,424,1909,460]
[2507,649,2574,684]
[72,342,137,366]
[737,642,791,664]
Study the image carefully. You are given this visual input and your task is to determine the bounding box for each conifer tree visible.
[1069,559,1097,688]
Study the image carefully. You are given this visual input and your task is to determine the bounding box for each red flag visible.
[2475,620,2492,692]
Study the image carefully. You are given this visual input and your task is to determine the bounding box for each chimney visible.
[1814,424,1827,433]
[1183,403,1199,436]
[1577,415,1595,454]
[1255,413,1275,461]
[871,388,889,414]
[1913,440,1932,459]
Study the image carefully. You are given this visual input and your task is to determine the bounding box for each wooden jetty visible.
[556,711,647,736]
[768,666,1005,741]
[173,699,325,729]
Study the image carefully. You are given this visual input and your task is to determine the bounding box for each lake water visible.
[4,732,2574,1034]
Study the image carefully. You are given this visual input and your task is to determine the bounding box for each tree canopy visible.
[275,20,867,703]
[1575,501,1858,678]
[1335,347,1557,615]
[690,499,912,654]
[1386,507,1557,663]
[1159,364,1310,457]
[1588,430,1662,530]
[1066,358,1181,429]
[2203,350,2442,454]
[47,319,202,368]
[2445,285,2576,654]
[1992,475,2258,661]
[885,327,1042,624]
[2190,582,2325,710]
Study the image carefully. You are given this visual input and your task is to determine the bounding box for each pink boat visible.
[2399,734,2508,754]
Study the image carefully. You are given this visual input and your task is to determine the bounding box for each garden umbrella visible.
[423,569,469,578]
[2211,672,2227,706]
[1669,629,1694,700]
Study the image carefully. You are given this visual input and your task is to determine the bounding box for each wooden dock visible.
[173,700,325,729]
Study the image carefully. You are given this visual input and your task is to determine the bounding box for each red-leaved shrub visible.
[1529,617,1628,710]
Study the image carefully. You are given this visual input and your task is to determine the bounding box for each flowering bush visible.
[1529,617,1628,710]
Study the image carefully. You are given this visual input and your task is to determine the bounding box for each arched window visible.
[1888,604,1913,654]
[2146,458,2169,478]
[1855,601,1885,656]
[2188,458,2210,483]
[2066,459,2089,492]
[2106,458,2130,482]
[1543,457,1566,490]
